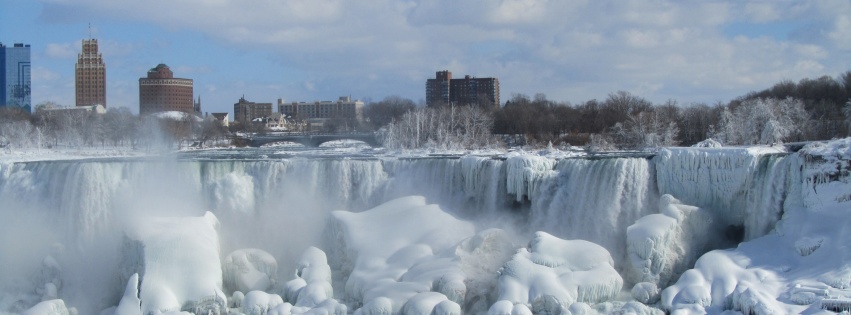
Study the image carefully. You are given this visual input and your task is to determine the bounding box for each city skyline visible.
[1,0,849,116]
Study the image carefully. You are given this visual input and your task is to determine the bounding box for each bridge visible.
[243,132,383,148]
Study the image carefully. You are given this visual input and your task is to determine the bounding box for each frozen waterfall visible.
[0,146,811,314]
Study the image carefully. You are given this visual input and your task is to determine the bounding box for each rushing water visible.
[0,146,799,314]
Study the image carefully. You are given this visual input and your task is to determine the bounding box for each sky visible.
[1,0,849,116]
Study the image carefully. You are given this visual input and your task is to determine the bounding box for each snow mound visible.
[660,251,784,314]
[691,138,722,148]
[241,291,284,315]
[282,246,343,314]
[23,299,75,315]
[120,211,227,314]
[223,248,278,294]
[328,196,476,315]
[495,231,622,313]
[114,273,142,315]
[625,194,713,289]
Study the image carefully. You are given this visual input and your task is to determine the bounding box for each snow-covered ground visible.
[1,139,850,315]
[0,147,150,163]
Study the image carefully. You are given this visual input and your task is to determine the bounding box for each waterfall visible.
[0,148,802,314]
[528,157,657,264]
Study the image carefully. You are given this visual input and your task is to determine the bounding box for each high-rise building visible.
[139,64,194,115]
[234,96,272,125]
[425,70,500,108]
[277,96,364,120]
[75,38,106,107]
[0,42,32,112]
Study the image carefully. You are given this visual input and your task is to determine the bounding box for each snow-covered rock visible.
[282,246,336,311]
[223,248,278,294]
[114,273,142,315]
[495,231,623,313]
[328,196,476,314]
[625,195,713,289]
[22,299,76,315]
[691,139,722,148]
[242,291,284,315]
[120,211,227,315]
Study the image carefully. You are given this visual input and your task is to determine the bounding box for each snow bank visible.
[120,211,226,314]
[494,231,622,313]
[23,299,75,315]
[328,196,476,314]
[625,195,713,289]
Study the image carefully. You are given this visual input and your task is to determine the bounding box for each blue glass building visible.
[0,42,32,112]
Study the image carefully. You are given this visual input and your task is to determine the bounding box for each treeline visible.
[364,71,851,150]
[0,104,228,150]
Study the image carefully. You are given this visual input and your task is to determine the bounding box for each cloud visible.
[744,3,781,23]
[44,43,75,59]
[32,0,851,108]
[31,66,60,82]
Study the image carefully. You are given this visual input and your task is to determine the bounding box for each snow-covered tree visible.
[714,97,808,145]
[382,105,497,150]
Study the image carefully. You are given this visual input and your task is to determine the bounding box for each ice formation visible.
[494,231,623,313]
[504,155,556,202]
[223,249,278,294]
[654,147,789,241]
[120,211,227,314]
[3,138,851,314]
[529,157,656,266]
[691,138,722,148]
[625,194,713,288]
[660,139,851,314]
[328,196,474,315]
[22,299,74,315]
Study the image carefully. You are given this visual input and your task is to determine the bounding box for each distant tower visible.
[75,36,106,107]
[0,42,32,112]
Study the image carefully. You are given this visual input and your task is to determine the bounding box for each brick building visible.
[233,96,272,125]
[139,64,194,115]
[277,96,363,120]
[75,38,106,107]
[425,70,500,108]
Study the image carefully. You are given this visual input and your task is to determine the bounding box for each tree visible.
[363,96,416,129]
[382,105,497,150]
[714,98,808,145]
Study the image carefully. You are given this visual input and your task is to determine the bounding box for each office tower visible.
[75,38,106,107]
[0,42,32,112]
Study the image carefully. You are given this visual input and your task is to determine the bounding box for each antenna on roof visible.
[88,23,92,39]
